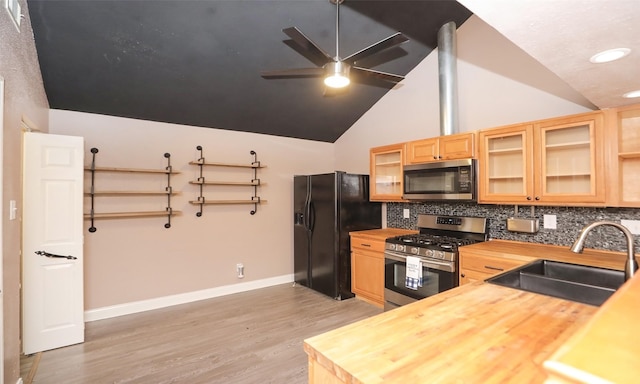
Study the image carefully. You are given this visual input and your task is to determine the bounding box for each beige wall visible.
[47,15,601,316]
[334,16,594,173]
[1,1,50,382]
[50,110,334,310]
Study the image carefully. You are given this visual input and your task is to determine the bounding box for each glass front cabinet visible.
[479,111,605,205]
[370,143,406,202]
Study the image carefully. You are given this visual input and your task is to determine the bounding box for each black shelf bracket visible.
[164,152,173,228]
[195,145,205,217]
[88,147,99,232]
[250,150,260,215]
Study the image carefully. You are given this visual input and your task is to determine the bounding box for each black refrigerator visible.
[294,172,382,300]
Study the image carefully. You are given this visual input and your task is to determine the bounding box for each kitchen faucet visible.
[570,221,639,281]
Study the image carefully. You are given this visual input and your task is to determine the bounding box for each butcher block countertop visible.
[304,239,640,383]
[348,228,418,240]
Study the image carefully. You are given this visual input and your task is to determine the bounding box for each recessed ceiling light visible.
[589,48,631,63]
[623,90,640,99]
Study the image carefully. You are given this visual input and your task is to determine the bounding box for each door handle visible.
[35,250,77,260]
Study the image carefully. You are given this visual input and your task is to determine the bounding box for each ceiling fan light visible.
[324,62,350,88]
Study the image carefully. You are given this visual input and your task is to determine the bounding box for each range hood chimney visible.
[438,21,458,136]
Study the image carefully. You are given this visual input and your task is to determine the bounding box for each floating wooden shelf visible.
[86,191,181,196]
[85,166,180,174]
[191,146,265,215]
[188,160,265,169]
[84,210,182,219]
[85,148,177,231]
[189,200,267,205]
[189,180,264,186]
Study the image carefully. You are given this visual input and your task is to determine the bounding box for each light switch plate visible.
[403,209,410,219]
[9,200,16,220]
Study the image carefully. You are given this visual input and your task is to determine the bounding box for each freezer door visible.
[293,176,311,287]
[309,173,338,298]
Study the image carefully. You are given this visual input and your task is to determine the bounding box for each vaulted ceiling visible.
[27,1,640,143]
[27,0,472,143]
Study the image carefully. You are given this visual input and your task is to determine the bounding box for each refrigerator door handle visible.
[308,201,316,232]
[304,200,311,230]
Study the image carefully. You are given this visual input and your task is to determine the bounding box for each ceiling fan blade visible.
[351,66,405,84]
[260,67,324,79]
[342,32,409,65]
[283,27,334,66]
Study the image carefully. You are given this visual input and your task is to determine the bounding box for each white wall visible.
[50,110,334,312]
[334,16,594,173]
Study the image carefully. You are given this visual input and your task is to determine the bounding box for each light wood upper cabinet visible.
[478,111,605,205]
[478,123,534,203]
[611,104,640,207]
[405,132,475,164]
[370,143,406,202]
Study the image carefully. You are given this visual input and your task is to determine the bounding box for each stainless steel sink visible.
[485,259,625,306]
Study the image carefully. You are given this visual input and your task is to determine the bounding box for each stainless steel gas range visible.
[383,214,488,311]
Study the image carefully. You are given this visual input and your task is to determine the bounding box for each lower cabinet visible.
[350,234,386,307]
[459,251,532,285]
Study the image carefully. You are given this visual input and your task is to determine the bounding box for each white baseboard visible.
[84,274,294,322]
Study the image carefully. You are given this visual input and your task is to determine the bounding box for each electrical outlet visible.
[621,220,640,235]
[543,214,557,229]
[403,209,410,219]
[236,263,244,278]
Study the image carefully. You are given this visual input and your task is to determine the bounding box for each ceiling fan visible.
[260,0,409,91]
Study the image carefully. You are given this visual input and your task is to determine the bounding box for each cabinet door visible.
[405,138,439,164]
[459,268,486,285]
[614,105,640,206]
[478,124,534,203]
[534,112,605,204]
[439,132,475,160]
[370,143,405,201]
[351,249,384,306]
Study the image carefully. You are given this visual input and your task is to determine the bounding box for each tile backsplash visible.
[387,202,640,253]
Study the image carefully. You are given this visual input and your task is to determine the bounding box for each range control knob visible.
[410,247,419,254]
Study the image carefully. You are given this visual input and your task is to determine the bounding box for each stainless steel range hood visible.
[438,21,458,136]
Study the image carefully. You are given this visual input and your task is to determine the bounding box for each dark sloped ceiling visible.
[28,0,472,142]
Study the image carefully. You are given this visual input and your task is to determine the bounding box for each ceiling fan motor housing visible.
[324,61,351,88]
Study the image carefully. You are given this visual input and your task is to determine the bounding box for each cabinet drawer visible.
[460,254,527,275]
[350,237,385,253]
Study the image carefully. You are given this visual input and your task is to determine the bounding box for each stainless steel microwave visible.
[403,159,477,201]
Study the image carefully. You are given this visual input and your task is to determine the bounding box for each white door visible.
[0,76,5,383]
[22,132,84,354]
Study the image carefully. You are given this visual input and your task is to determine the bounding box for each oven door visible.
[384,250,458,310]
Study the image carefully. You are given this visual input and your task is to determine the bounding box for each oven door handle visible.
[384,250,455,273]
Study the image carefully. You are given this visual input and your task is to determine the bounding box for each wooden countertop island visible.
[304,240,639,383]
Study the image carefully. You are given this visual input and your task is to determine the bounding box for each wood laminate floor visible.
[25,284,381,384]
